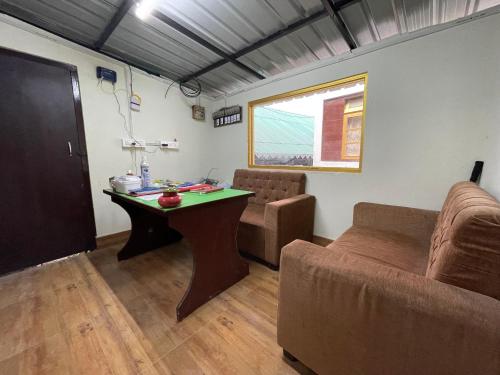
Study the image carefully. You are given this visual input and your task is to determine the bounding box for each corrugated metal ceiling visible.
[0,0,122,45]
[0,0,499,97]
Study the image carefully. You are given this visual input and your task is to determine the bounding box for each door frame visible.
[1,46,97,251]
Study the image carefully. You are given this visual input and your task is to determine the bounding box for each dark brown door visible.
[0,47,96,275]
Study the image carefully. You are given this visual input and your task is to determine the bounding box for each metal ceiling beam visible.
[151,10,265,81]
[94,0,136,50]
[234,9,329,59]
[180,0,359,82]
[180,8,329,82]
[332,0,361,9]
[1,0,359,91]
[0,9,166,79]
[321,0,358,50]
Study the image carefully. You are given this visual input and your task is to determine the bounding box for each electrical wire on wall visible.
[97,78,133,140]
[98,76,138,173]
[164,78,202,105]
[164,80,176,100]
[126,66,160,156]
[179,79,202,98]
[99,65,164,173]
[127,64,134,143]
[102,72,204,173]
[128,65,133,96]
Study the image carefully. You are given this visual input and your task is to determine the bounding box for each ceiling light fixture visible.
[135,0,158,20]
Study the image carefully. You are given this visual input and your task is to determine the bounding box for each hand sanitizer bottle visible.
[140,156,151,188]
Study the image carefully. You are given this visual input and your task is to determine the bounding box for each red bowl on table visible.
[158,190,182,208]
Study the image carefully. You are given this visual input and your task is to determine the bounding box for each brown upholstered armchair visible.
[278,182,500,375]
[232,169,315,269]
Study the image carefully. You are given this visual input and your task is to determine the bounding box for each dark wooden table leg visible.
[111,197,182,260]
[168,196,249,321]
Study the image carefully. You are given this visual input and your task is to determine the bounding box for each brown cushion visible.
[233,169,305,205]
[240,203,265,227]
[238,223,265,259]
[238,203,265,258]
[328,226,429,275]
[426,181,500,300]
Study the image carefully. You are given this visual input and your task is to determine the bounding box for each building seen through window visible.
[249,74,367,172]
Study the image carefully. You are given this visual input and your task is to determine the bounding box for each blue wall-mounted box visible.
[96,66,117,84]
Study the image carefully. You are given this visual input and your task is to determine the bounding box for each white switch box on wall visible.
[122,138,146,148]
[159,140,179,149]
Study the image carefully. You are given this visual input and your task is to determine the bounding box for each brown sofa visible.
[278,181,500,375]
[233,169,315,268]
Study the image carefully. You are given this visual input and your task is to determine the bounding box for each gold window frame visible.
[248,72,368,173]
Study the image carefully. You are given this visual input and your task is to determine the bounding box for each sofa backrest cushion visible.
[232,169,305,205]
[427,181,500,300]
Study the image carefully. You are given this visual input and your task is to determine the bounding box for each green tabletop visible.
[104,188,253,212]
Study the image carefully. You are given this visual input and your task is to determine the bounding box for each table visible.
[103,188,254,321]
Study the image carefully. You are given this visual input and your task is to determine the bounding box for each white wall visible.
[0,15,213,237]
[2,11,499,241]
[209,12,500,239]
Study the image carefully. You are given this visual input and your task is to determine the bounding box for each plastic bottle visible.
[140,156,151,188]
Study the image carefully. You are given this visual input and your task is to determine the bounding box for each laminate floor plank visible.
[0,240,303,374]
[0,334,71,375]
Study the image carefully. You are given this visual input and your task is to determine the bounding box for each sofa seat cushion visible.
[327,226,429,275]
[240,203,265,227]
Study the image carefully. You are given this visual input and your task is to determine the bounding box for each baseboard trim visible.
[240,251,279,271]
[96,230,333,249]
[96,230,131,249]
[312,235,333,247]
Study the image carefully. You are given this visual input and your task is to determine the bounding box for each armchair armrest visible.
[278,240,500,375]
[263,194,315,266]
[353,202,439,247]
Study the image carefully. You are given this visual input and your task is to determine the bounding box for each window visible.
[248,73,367,172]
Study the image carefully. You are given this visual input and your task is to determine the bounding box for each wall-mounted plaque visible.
[213,105,242,128]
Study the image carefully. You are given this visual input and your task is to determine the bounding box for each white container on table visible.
[110,175,142,194]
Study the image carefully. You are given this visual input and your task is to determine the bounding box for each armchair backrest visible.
[427,181,500,300]
[232,169,305,205]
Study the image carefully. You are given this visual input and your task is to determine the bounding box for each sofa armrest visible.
[278,240,500,375]
[353,202,439,247]
[263,194,315,266]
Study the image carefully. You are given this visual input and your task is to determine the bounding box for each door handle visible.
[68,141,72,157]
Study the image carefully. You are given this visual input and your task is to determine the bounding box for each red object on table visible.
[177,183,212,193]
[190,186,224,193]
[158,190,182,208]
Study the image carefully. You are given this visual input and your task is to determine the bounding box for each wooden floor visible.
[0,241,311,374]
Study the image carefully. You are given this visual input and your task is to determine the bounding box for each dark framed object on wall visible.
[213,105,242,127]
